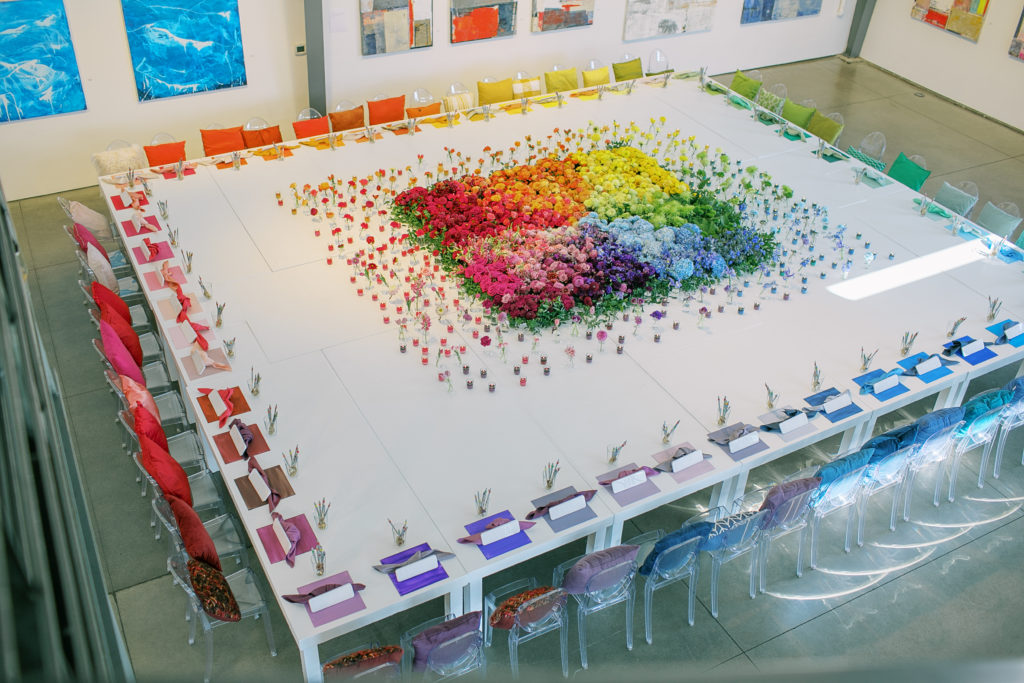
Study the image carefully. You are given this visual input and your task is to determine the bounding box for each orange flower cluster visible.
[471,156,592,223]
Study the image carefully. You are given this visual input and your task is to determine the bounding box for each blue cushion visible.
[863,426,917,462]
[1004,377,1024,401]
[914,407,965,443]
[702,510,763,552]
[815,448,874,487]
[639,522,712,576]
[960,391,1013,435]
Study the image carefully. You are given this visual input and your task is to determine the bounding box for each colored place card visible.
[463,510,531,560]
[898,353,953,384]
[296,571,366,627]
[121,215,160,237]
[852,369,909,403]
[652,442,715,483]
[707,424,770,461]
[943,336,997,366]
[198,388,249,423]
[215,423,269,464]
[530,486,598,533]
[248,468,272,501]
[804,388,863,423]
[987,319,1024,348]
[110,192,148,210]
[256,514,317,564]
[380,543,449,596]
[597,463,660,508]
[235,465,295,509]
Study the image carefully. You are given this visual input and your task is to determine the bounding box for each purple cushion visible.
[561,544,638,595]
[411,611,480,672]
[759,477,820,524]
[100,320,144,385]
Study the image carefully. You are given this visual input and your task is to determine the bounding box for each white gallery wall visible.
[860,1,1024,131]
[0,0,308,200]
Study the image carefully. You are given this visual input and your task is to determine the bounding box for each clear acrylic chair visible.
[647,48,669,74]
[297,107,322,120]
[103,368,189,438]
[80,279,151,331]
[769,83,788,100]
[151,495,248,570]
[799,97,816,109]
[92,338,174,395]
[132,452,225,519]
[856,445,916,548]
[243,117,269,131]
[625,527,702,643]
[992,395,1024,480]
[167,547,276,683]
[746,69,763,84]
[948,401,1007,499]
[807,464,869,569]
[902,421,962,519]
[77,251,142,302]
[909,154,928,170]
[483,580,568,678]
[584,58,603,71]
[106,139,132,150]
[552,551,638,669]
[855,131,887,161]
[703,505,768,618]
[758,487,817,591]
[334,99,358,112]
[826,112,845,143]
[411,88,435,106]
[119,409,207,474]
[150,132,176,145]
[514,70,531,80]
[399,614,485,679]
[999,202,1021,218]
[65,224,132,277]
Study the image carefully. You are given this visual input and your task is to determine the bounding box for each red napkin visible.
[143,237,160,262]
[198,387,235,426]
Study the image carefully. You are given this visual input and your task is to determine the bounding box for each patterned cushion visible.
[101,305,142,366]
[759,477,820,524]
[132,403,168,451]
[639,522,711,576]
[730,70,761,100]
[443,91,474,113]
[411,611,480,672]
[561,545,638,594]
[91,281,131,323]
[292,116,330,139]
[323,645,402,677]
[489,586,557,630]
[702,510,762,551]
[100,319,144,385]
[329,107,365,132]
[88,243,118,291]
[846,145,886,171]
[814,448,874,489]
[755,88,783,114]
[140,434,192,506]
[511,77,541,98]
[168,495,221,570]
[187,558,239,622]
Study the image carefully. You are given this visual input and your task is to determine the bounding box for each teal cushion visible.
[933,182,977,217]
[977,202,1023,238]
[781,98,816,129]
[846,145,886,171]
[815,448,874,487]
[729,70,762,100]
[962,390,1013,424]
[1005,378,1024,401]
[886,152,931,191]
[639,522,711,576]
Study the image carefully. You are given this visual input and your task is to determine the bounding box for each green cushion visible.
[645,68,673,77]
[886,152,931,191]
[846,145,886,171]
[977,201,1023,238]
[544,68,578,93]
[781,98,816,130]
[755,88,783,114]
[730,70,761,100]
[806,111,844,145]
[612,58,643,82]
[933,182,978,217]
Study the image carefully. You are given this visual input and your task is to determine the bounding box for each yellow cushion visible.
[512,77,541,98]
[544,68,578,93]
[443,92,474,113]
[477,78,515,106]
[582,67,610,87]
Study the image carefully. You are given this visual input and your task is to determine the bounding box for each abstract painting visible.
[360,0,433,56]
[623,0,716,42]
[911,0,989,43]
[531,1,595,33]
[451,0,517,44]
[0,0,86,123]
[740,0,823,25]
[1011,9,1024,62]
[121,0,247,101]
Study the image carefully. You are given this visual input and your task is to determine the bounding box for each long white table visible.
[101,76,1024,682]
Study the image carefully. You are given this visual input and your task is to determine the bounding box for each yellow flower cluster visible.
[570,147,689,220]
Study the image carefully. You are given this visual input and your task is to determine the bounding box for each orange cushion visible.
[143,141,186,166]
[291,117,329,139]
[367,96,405,126]
[241,125,283,148]
[406,102,441,118]
[102,306,143,367]
[329,107,365,132]
[140,434,191,507]
[199,127,245,157]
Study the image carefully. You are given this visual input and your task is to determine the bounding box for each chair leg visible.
[259,607,277,656]
[508,632,519,679]
[796,525,807,579]
[903,469,918,521]
[844,505,855,553]
[577,605,588,669]
[977,441,994,489]
[625,585,634,651]
[856,494,867,549]
[809,516,821,570]
[710,558,721,618]
[644,581,654,644]
[933,460,946,507]
[993,429,1009,479]
[748,550,757,600]
[559,620,569,678]
[204,630,214,683]
[888,483,900,532]
[759,536,771,593]
[687,563,698,626]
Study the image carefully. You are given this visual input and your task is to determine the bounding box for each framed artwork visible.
[623,0,716,41]
[0,0,86,122]
[121,0,247,101]
[360,0,434,56]
[910,0,989,43]
[740,0,823,25]
[450,0,517,44]
[1011,9,1024,62]
[531,1,595,33]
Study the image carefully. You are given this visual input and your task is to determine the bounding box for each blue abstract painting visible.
[741,0,823,25]
[121,0,247,101]
[0,0,87,123]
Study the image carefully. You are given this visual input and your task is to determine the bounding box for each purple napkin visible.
[256,514,318,564]
[295,571,367,627]
[282,582,366,604]
[380,543,449,596]
[271,512,302,567]
[460,510,534,560]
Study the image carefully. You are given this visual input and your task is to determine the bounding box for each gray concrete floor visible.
[8,58,1024,682]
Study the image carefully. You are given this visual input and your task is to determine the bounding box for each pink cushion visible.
[120,374,159,421]
[100,320,143,385]
[100,305,142,366]
[73,223,108,261]
[88,243,118,291]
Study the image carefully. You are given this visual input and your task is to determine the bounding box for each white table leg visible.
[464,579,483,613]
[300,642,323,683]
[444,583,464,616]
[605,518,625,548]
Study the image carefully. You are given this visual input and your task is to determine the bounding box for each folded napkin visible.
[728,94,753,110]
[858,368,903,395]
[980,238,1024,263]
[653,446,706,473]
[243,449,281,512]
[199,387,234,426]
[705,81,727,94]
[994,321,1022,345]
[457,518,535,545]
[524,489,596,520]
[759,407,818,432]
[175,289,191,323]
[912,198,953,218]
[180,315,209,350]
[372,548,455,574]
[902,355,959,376]
[192,340,230,371]
[282,583,365,604]
[597,466,659,486]
[231,417,255,450]
[142,237,160,262]
[161,261,184,288]
[272,511,302,567]
[942,338,985,357]
[708,423,757,446]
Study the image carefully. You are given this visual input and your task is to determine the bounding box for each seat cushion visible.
[886,152,931,191]
[702,510,762,551]
[977,201,1023,238]
[846,145,887,171]
[240,125,283,148]
[612,58,643,82]
[781,98,816,129]
[102,305,143,366]
[133,403,168,451]
[730,70,762,100]
[140,434,192,506]
[477,78,515,105]
[292,116,330,139]
[933,182,978,217]
[323,646,402,677]
[411,611,480,672]
[442,91,474,113]
[329,106,366,132]
[143,140,186,167]
[759,477,821,524]
[806,111,843,145]
[915,407,966,442]
[511,77,541,98]
[814,447,874,488]
[544,68,578,93]
[100,319,144,385]
[406,102,441,118]
[120,374,159,421]
[367,96,405,125]
[168,495,221,570]
[561,545,638,594]
[199,126,245,157]
[582,66,610,87]
[489,586,557,630]
[91,281,131,323]
[639,521,712,576]
[187,558,240,622]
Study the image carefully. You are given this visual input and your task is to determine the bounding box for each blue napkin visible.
[942,335,997,366]
[897,352,955,383]
[980,238,1024,263]
[853,369,909,402]
[803,387,863,423]
[986,319,1024,348]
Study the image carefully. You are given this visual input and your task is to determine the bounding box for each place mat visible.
[463,510,531,560]
[180,347,230,380]
[167,317,213,350]
[852,369,909,402]
[707,424,770,461]
[254,147,294,159]
[803,388,863,423]
[757,409,819,442]
[943,336,997,366]
[198,387,250,422]
[256,514,317,564]
[388,125,421,136]
[651,442,716,484]
[898,352,954,384]
[110,192,148,210]
[381,543,449,596]
[861,170,893,188]
[596,463,660,507]
[142,266,185,291]
[215,158,248,169]
[530,486,597,533]
[161,167,196,179]
[131,241,173,263]
[235,465,296,509]
[812,149,848,163]
[354,133,384,143]
[156,294,201,321]
[295,571,366,627]
[987,319,1024,348]
[214,423,269,464]
[121,215,160,237]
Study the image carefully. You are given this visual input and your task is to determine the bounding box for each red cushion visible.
[323,646,403,677]
[291,117,329,139]
[101,305,142,366]
[367,96,405,126]
[133,403,168,451]
[328,107,365,132]
[91,281,131,323]
[241,125,283,148]
[143,140,187,166]
[199,126,245,156]
[73,223,108,261]
[140,434,191,506]
[406,102,441,119]
[489,586,559,630]
[100,320,144,386]
[187,558,240,622]
[167,495,221,570]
